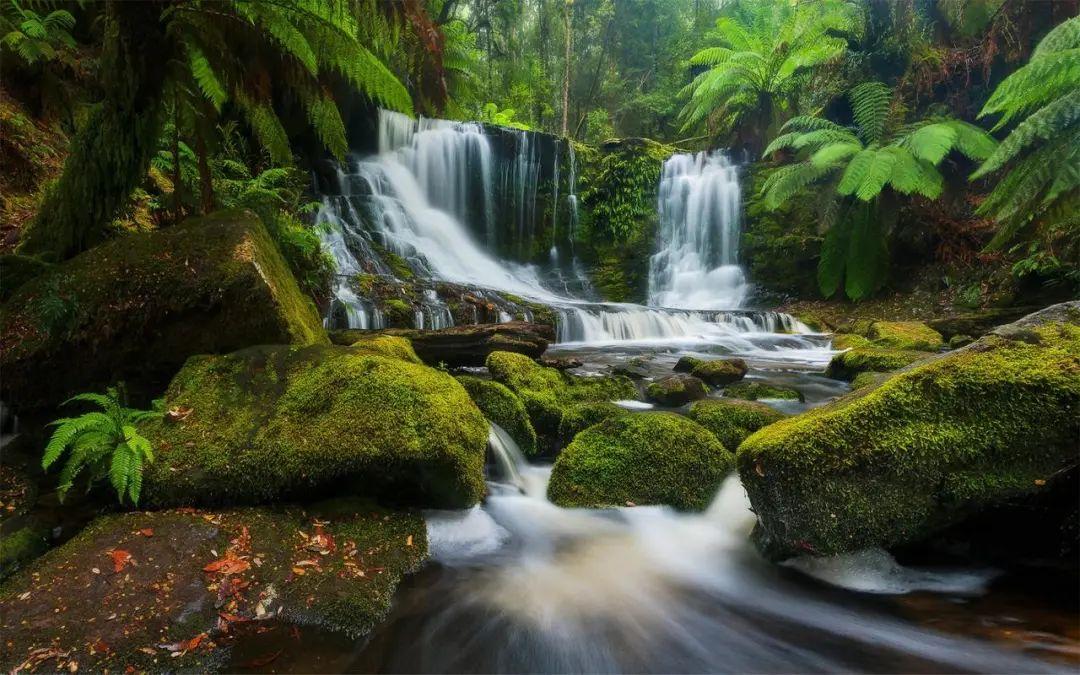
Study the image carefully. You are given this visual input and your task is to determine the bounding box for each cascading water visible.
[648,151,749,310]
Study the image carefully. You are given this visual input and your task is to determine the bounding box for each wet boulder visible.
[867,321,944,351]
[646,374,709,406]
[1,210,327,411]
[486,351,637,448]
[673,356,704,373]
[738,302,1080,560]
[140,344,489,509]
[687,399,786,452]
[457,375,539,455]
[547,412,732,511]
[330,321,554,368]
[0,502,427,672]
[689,358,748,386]
[723,381,804,402]
[824,347,930,381]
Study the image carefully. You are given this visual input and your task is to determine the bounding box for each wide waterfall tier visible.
[648,151,749,310]
[313,110,822,348]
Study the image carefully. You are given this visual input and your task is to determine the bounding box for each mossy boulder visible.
[850,371,890,389]
[547,412,732,510]
[0,524,49,580]
[0,210,327,411]
[949,334,975,349]
[348,334,423,363]
[141,344,488,509]
[557,401,630,445]
[673,356,704,373]
[646,374,709,406]
[687,399,786,452]
[824,347,930,381]
[486,351,636,447]
[0,502,426,672]
[867,321,944,351]
[457,375,538,455]
[723,381,804,402]
[831,333,871,350]
[738,302,1080,560]
[689,358,748,386]
[0,254,52,302]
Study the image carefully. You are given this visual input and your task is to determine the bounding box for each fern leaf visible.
[849,81,891,144]
[110,442,131,503]
[185,41,227,111]
[810,142,861,167]
[837,148,875,196]
[305,90,348,160]
[844,204,888,301]
[904,123,958,165]
[1031,16,1080,60]
[972,88,1080,178]
[853,149,898,201]
[817,215,850,298]
[236,93,293,165]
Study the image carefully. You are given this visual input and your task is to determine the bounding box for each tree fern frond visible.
[946,120,998,162]
[903,123,957,165]
[972,88,1080,178]
[849,81,891,144]
[810,142,861,167]
[761,162,836,209]
[236,93,293,165]
[817,215,850,298]
[780,115,848,134]
[845,204,888,301]
[978,49,1080,129]
[836,148,875,196]
[185,41,227,111]
[1031,16,1080,60]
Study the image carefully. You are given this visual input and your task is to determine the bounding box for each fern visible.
[849,82,890,144]
[42,387,161,505]
[844,204,888,301]
[817,214,850,298]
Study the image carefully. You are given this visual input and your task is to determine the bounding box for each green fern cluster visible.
[42,389,161,505]
[0,0,75,66]
[760,81,996,300]
[971,16,1080,253]
[679,0,862,143]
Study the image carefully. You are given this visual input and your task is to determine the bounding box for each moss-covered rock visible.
[824,347,931,381]
[0,502,426,672]
[673,356,704,373]
[457,375,538,455]
[0,254,52,302]
[1,210,327,411]
[738,302,1080,560]
[0,524,49,580]
[557,401,630,445]
[867,321,944,351]
[348,334,423,363]
[723,381,804,402]
[690,358,748,386]
[949,334,974,349]
[831,333,871,350]
[687,399,786,451]
[141,344,488,509]
[850,371,890,389]
[486,351,636,447]
[646,374,709,406]
[547,412,732,510]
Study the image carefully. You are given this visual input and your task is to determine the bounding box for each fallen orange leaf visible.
[108,549,132,573]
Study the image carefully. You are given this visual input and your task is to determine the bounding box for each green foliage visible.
[478,103,531,130]
[972,16,1080,262]
[581,141,669,242]
[0,0,75,66]
[42,388,161,505]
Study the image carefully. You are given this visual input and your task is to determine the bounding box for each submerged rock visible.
[457,375,539,455]
[486,351,637,449]
[646,374,709,406]
[723,381,804,402]
[689,358,748,386]
[331,321,554,368]
[0,502,427,672]
[141,344,489,509]
[1,210,327,411]
[824,347,930,381]
[867,321,944,351]
[738,302,1080,560]
[687,399,786,452]
[547,412,732,510]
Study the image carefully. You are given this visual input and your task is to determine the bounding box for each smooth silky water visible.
[270,112,1080,672]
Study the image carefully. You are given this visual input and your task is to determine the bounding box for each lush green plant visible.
[42,388,162,505]
[971,16,1079,259]
[680,0,862,149]
[760,81,996,300]
[0,0,75,66]
[478,103,531,130]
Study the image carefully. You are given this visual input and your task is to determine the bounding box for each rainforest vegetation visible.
[0,0,1077,672]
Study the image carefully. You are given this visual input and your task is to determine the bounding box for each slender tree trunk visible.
[194,128,214,215]
[561,0,573,137]
[171,101,182,224]
[18,0,172,259]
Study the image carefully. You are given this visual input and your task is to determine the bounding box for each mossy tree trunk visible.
[18,1,172,260]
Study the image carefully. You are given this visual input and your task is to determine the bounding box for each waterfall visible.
[648,151,748,310]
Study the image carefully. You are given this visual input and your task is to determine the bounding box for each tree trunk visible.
[561,0,573,137]
[194,128,214,215]
[18,0,172,260]
[171,102,183,224]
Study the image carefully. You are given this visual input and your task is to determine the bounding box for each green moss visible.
[347,334,422,363]
[868,321,945,351]
[949,334,975,349]
[690,358,748,386]
[384,298,414,327]
[557,402,629,445]
[738,304,1080,559]
[1,210,328,410]
[457,376,538,455]
[687,399,786,452]
[831,333,871,350]
[850,371,890,389]
[673,356,704,373]
[723,382,804,402]
[141,344,488,509]
[824,347,930,381]
[646,374,709,406]
[486,351,636,447]
[0,255,52,302]
[0,525,49,580]
[547,412,733,511]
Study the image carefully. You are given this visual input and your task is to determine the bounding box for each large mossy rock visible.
[738,302,1080,560]
[689,358,748,386]
[867,321,944,351]
[331,321,554,367]
[457,375,538,455]
[141,344,488,509]
[0,210,327,411]
[824,347,930,381]
[557,401,630,445]
[646,373,709,406]
[0,501,426,673]
[486,351,636,448]
[687,398,786,451]
[723,381,804,402]
[547,412,732,511]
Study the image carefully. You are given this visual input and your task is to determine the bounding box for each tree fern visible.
[849,82,891,144]
[42,388,161,505]
[817,215,850,298]
[844,204,888,301]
